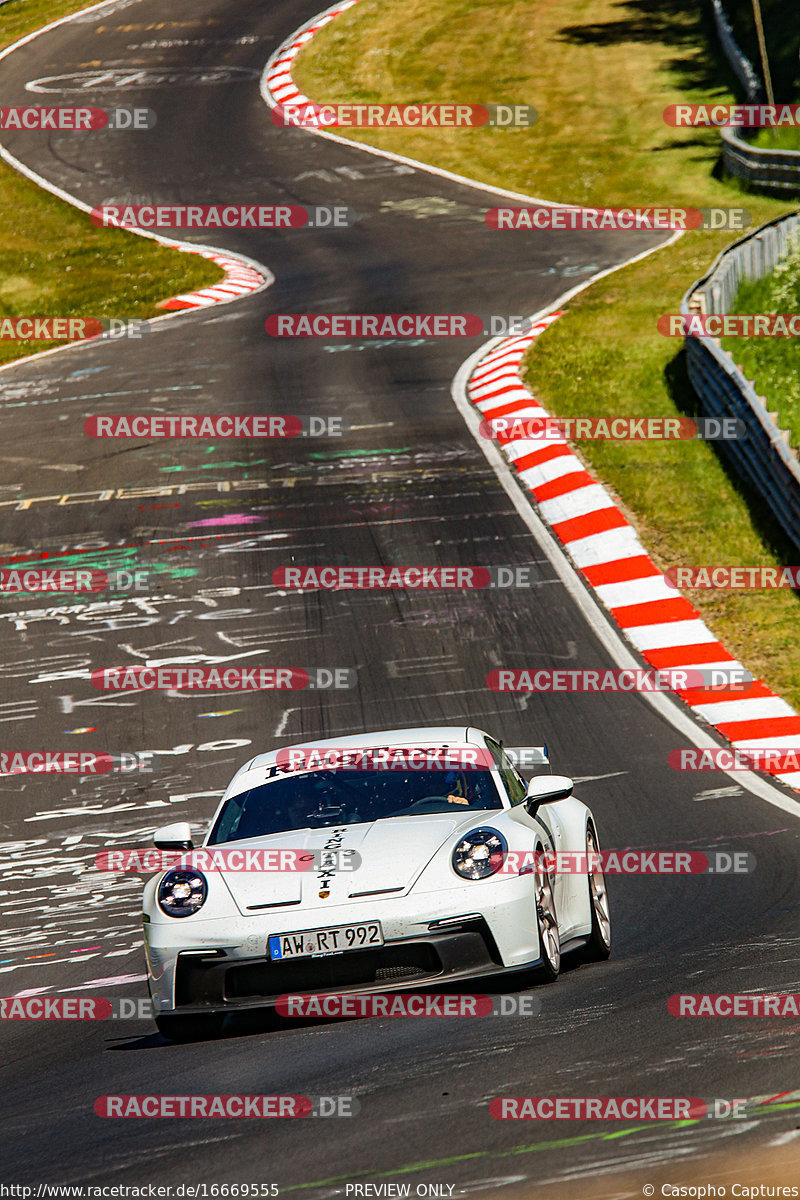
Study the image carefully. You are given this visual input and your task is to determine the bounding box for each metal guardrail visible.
[721,126,800,195]
[711,1,800,195]
[682,210,800,552]
[710,0,762,101]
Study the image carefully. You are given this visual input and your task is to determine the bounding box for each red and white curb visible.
[265,0,359,115]
[157,249,266,311]
[0,0,271,332]
[469,317,800,791]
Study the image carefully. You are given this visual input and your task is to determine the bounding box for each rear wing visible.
[503,745,550,772]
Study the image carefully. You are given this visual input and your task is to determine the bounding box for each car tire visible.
[155,1012,224,1042]
[583,823,612,961]
[533,850,560,982]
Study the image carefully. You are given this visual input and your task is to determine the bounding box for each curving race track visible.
[0,0,799,1193]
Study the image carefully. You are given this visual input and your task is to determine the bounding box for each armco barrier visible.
[712,0,800,195]
[682,211,800,552]
[721,127,800,196]
[711,0,761,101]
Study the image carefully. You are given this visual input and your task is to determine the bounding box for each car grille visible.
[223,943,440,999]
[374,964,428,981]
[172,924,502,1010]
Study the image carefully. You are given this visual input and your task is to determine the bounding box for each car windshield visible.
[207,767,503,843]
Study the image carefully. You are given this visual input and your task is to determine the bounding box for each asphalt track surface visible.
[0,0,799,1192]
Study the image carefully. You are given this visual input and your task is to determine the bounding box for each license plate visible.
[268,922,383,961]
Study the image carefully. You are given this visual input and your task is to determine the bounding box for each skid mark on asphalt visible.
[127,35,266,49]
[692,785,744,802]
[379,196,485,222]
[0,807,233,974]
[274,707,299,737]
[0,463,517,510]
[26,66,260,91]
[23,787,226,825]
[0,700,38,722]
[285,1101,800,1196]
[386,654,463,680]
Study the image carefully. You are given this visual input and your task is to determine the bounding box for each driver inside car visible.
[443,769,471,805]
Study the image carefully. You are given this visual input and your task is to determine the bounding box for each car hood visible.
[209,814,488,915]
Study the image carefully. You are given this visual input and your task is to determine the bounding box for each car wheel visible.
[155,1012,224,1042]
[583,824,612,961]
[534,852,560,982]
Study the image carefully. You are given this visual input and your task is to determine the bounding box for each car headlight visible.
[157,869,208,918]
[452,828,507,880]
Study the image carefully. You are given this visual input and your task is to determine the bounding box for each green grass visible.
[722,237,800,447]
[750,126,800,152]
[0,0,224,366]
[295,0,800,710]
[295,0,738,207]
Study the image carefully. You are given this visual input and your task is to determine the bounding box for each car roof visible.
[232,725,493,779]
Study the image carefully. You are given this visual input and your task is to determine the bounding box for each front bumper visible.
[145,873,543,1015]
[165,920,523,1016]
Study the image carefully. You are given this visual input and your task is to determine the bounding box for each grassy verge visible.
[295,0,800,709]
[751,127,800,152]
[722,238,800,447]
[0,0,223,367]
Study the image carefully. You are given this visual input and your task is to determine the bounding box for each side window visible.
[502,749,529,803]
[484,737,527,805]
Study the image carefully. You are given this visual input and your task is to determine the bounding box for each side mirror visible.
[524,774,574,815]
[153,821,194,850]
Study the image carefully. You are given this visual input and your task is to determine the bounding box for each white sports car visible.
[142,726,611,1040]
